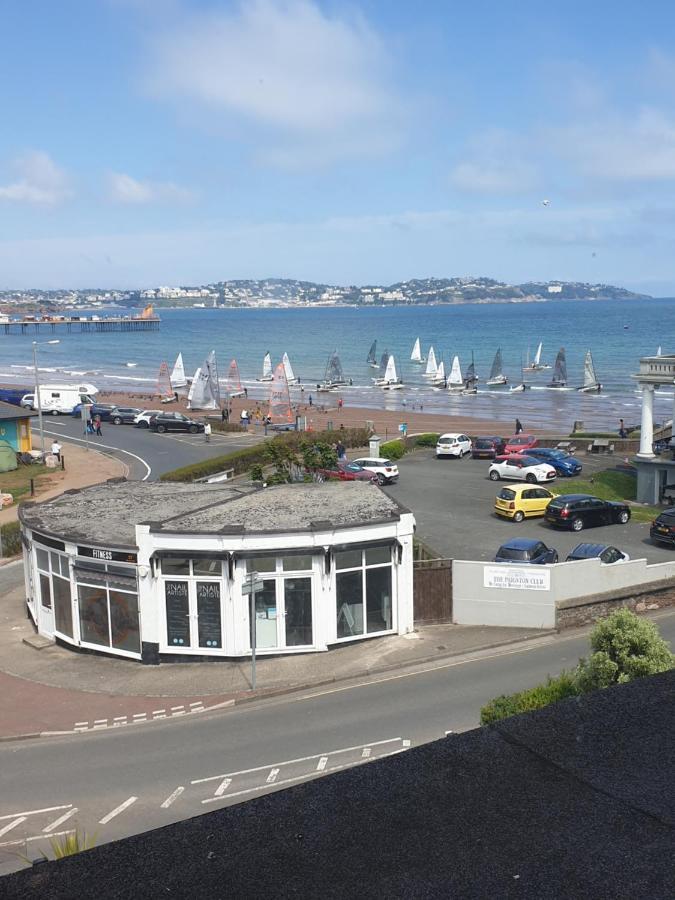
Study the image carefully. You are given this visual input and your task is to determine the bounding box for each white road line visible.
[113,716,127,722]
[171,706,185,712]
[266,768,280,784]
[94,719,107,725]
[153,713,166,719]
[402,740,411,747]
[191,738,404,785]
[43,429,152,481]
[98,796,138,825]
[152,709,166,716]
[189,702,203,709]
[214,778,232,796]
[316,756,328,771]
[160,787,184,809]
[0,817,27,838]
[74,721,89,728]
[43,808,79,833]
[0,829,75,849]
[361,748,371,759]
[0,804,71,822]
[132,713,147,720]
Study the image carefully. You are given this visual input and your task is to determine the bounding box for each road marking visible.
[113,716,127,722]
[361,748,371,759]
[94,719,107,725]
[0,817,27,838]
[43,429,152,481]
[160,787,184,809]
[171,706,185,712]
[98,796,138,825]
[0,829,75,849]
[0,804,71,822]
[43,808,79,833]
[152,709,166,716]
[191,738,404,785]
[445,730,454,736]
[74,721,88,727]
[132,713,147,720]
[214,778,232,796]
[266,768,280,784]
[316,756,328,771]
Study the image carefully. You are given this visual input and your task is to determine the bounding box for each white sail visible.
[448,355,463,388]
[383,354,397,383]
[433,361,445,383]
[282,352,296,383]
[533,342,542,366]
[657,346,662,356]
[170,352,187,388]
[424,347,438,377]
[187,367,201,407]
[583,350,596,387]
[188,351,219,409]
[411,337,422,362]
[262,352,272,378]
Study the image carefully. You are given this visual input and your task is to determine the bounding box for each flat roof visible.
[20,480,403,548]
[0,400,36,421]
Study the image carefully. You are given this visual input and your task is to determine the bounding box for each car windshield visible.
[438,437,454,444]
[519,457,539,466]
[344,464,361,472]
[547,499,567,509]
[381,460,394,467]
[476,439,494,448]
[659,512,675,524]
[498,489,515,500]
[497,547,528,560]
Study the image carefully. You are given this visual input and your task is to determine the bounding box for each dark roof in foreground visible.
[19,480,403,547]
[4,671,673,899]
[0,400,36,420]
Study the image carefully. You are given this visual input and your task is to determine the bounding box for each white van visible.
[28,383,99,415]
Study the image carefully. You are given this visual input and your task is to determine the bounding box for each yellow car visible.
[494,484,554,522]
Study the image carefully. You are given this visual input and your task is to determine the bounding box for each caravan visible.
[23,383,99,415]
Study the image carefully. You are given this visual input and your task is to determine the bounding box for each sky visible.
[2,0,675,292]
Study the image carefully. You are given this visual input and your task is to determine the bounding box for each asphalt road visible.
[383,449,674,564]
[38,415,265,481]
[1,609,672,864]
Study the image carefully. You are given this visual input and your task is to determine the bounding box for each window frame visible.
[334,545,395,642]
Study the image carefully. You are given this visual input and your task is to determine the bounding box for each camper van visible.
[23,383,99,415]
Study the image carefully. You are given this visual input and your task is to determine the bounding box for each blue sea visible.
[2,299,674,430]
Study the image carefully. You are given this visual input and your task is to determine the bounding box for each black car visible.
[565,543,629,564]
[650,507,675,546]
[472,436,506,459]
[88,403,118,421]
[109,406,142,425]
[493,537,558,564]
[149,413,204,434]
[544,494,631,532]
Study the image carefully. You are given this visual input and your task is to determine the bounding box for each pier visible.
[0,314,160,335]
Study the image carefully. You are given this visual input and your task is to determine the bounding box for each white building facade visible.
[19,481,415,664]
[632,354,675,503]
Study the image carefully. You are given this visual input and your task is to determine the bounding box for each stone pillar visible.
[637,385,655,458]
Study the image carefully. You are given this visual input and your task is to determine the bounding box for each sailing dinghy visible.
[157,361,174,402]
[226,359,246,397]
[256,351,274,382]
[318,350,347,391]
[170,352,187,388]
[423,347,438,378]
[524,342,551,371]
[577,350,602,392]
[447,356,465,393]
[268,363,294,426]
[464,352,478,386]
[548,348,567,388]
[282,352,299,384]
[509,356,530,393]
[431,360,446,387]
[379,355,403,390]
[187,351,220,409]
[486,348,508,386]
[373,350,390,383]
[410,337,425,364]
[367,340,379,368]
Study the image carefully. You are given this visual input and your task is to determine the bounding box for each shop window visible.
[78,585,110,647]
[335,545,393,640]
[36,548,50,573]
[53,574,73,637]
[196,582,221,648]
[162,557,191,576]
[284,578,312,645]
[193,558,222,577]
[110,590,140,653]
[39,573,52,609]
[365,567,392,633]
[282,555,312,572]
[246,556,276,573]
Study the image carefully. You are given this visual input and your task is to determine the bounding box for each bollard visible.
[61,455,65,470]
[30,478,35,496]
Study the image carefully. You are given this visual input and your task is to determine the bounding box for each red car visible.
[503,434,538,454]
[314,462,377,483]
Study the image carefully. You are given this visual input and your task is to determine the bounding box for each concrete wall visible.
[453,557,675,629]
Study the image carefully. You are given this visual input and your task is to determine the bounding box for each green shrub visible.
[0,521,21,557]
[380,439,407,460]
[413,433,440,447]
[480,672,580,725]
[575,609,674,690]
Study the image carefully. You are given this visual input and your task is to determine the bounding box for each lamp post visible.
[32,339,60,458]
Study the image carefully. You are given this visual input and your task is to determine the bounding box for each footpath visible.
[0,563,551,740]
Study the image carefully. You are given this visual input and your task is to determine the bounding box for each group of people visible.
[84,415,103,436]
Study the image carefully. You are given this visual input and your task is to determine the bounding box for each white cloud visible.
[144,0,402,160]
[449,131,539,194]
[107,172,196,204]
[0,151,71,205]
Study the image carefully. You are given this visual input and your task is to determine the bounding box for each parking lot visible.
[383,449,675,565]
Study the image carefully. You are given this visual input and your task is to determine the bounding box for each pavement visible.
[0,560,548,739]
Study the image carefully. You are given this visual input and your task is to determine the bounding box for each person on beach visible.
[94,415,102,437]
[221,406,229,424]
[338,398,343,412]
[619,418,627,438]
[515,418,523,435]
[204,421,211,443]
[308,395,313,406]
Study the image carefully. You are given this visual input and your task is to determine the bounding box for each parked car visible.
[494,485,554,522]
[493,537,558,565]
[436,433,472,458]
[488,455,556,484]
[20,393,34,409]
[314,462,377,483]
[471,436,506,459]
[503,434,538,454]
[544,494,631,531]
[134,409,163,428]
[526,448,582,477]
[88,403,118,421]
[110,406,142,425]
[650,507,675,546]
[350,457,399,484]
[149,413,204,434]
[565,543,629,564]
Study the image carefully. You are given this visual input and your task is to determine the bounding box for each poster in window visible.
[196,582,221,648]
[165,581,190,646]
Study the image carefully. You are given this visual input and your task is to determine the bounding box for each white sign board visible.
[483,566,551,591]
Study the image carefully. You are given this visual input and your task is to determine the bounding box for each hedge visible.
[412,433,440,447]
[160,427,373,483]
[480,672,580,725]
[0,521,21,557]
[380,439,407,460]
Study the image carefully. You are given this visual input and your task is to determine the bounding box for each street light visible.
[32,339,60,458]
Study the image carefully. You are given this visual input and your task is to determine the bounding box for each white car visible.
[350,457,399,485]
[436,433,472,458]
[134,409,163,428]
[488,455,556,484]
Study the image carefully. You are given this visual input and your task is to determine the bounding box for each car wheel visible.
[113,417,122,425]
[157,424,166,433]
[51,409,59,416]
[513,510,524,523]
[618,510,630,524]
[138,421,148,428]
[571,517,584,532]
[552,553,559,563]
[189,425,198,434]
[525,473,537,483]
[489,470,500,481]
[376,473,387,485]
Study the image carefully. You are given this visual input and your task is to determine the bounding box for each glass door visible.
[284,578,313,646]
[254,580,279,649]
[164,579,223,651]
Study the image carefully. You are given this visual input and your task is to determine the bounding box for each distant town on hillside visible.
[0,276,650,312]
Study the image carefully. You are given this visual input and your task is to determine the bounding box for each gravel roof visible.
[20,480,402,547]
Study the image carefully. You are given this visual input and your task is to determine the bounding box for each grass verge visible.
[0,464,50,505]
[553,469,658,523]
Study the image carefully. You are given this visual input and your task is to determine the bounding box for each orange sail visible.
[157,361,173,398]
[140,303,154,319]
[268,362,293,423]
[226,358,244,397]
